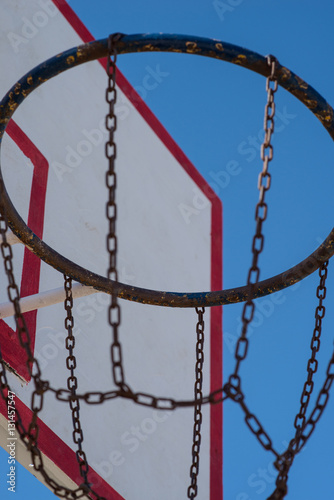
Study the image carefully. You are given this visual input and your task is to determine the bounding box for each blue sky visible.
[1,1,334,499]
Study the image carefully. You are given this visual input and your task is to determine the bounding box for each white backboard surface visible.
[0,1,223,499]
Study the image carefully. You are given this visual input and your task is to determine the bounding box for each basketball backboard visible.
[0,1,222,499]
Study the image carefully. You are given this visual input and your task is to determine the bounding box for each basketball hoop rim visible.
[0,33,333,307]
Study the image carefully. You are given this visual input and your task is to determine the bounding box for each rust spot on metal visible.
[186,41,198,53]
[295,75,308,90]
[66,55,75,65]
[76,46,87,61]
[324,107,333,123]
[208,50,220,59]
[27,75,33,85]
[233,54,247,65]
[215,43,224,51]
[316,108,333,125]
[7,92,17,113]
[13,83,21,95]
[143,44,155,51]
[305,99,318,109]
[279,67,291,82]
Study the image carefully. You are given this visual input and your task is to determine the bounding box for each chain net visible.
[0,36,333,500]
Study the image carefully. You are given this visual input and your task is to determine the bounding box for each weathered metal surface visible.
[0,34,334,307]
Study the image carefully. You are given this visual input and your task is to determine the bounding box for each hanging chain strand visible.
[231,54,278,383]
[224,56,279,459]
[105,34,128,394]
[187,307,205,499]
[297,344,334,452]
[64,275,91,491]
[293,261,329,443]
[269,260,329,499]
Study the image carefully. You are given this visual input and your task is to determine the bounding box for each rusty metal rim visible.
[0,34,333,307]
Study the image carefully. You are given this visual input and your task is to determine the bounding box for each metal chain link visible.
[187,307,205,499]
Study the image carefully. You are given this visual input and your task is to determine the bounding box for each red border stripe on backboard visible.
[0,120,49,382]
[0,395,125,500]
[210,202,223,499]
